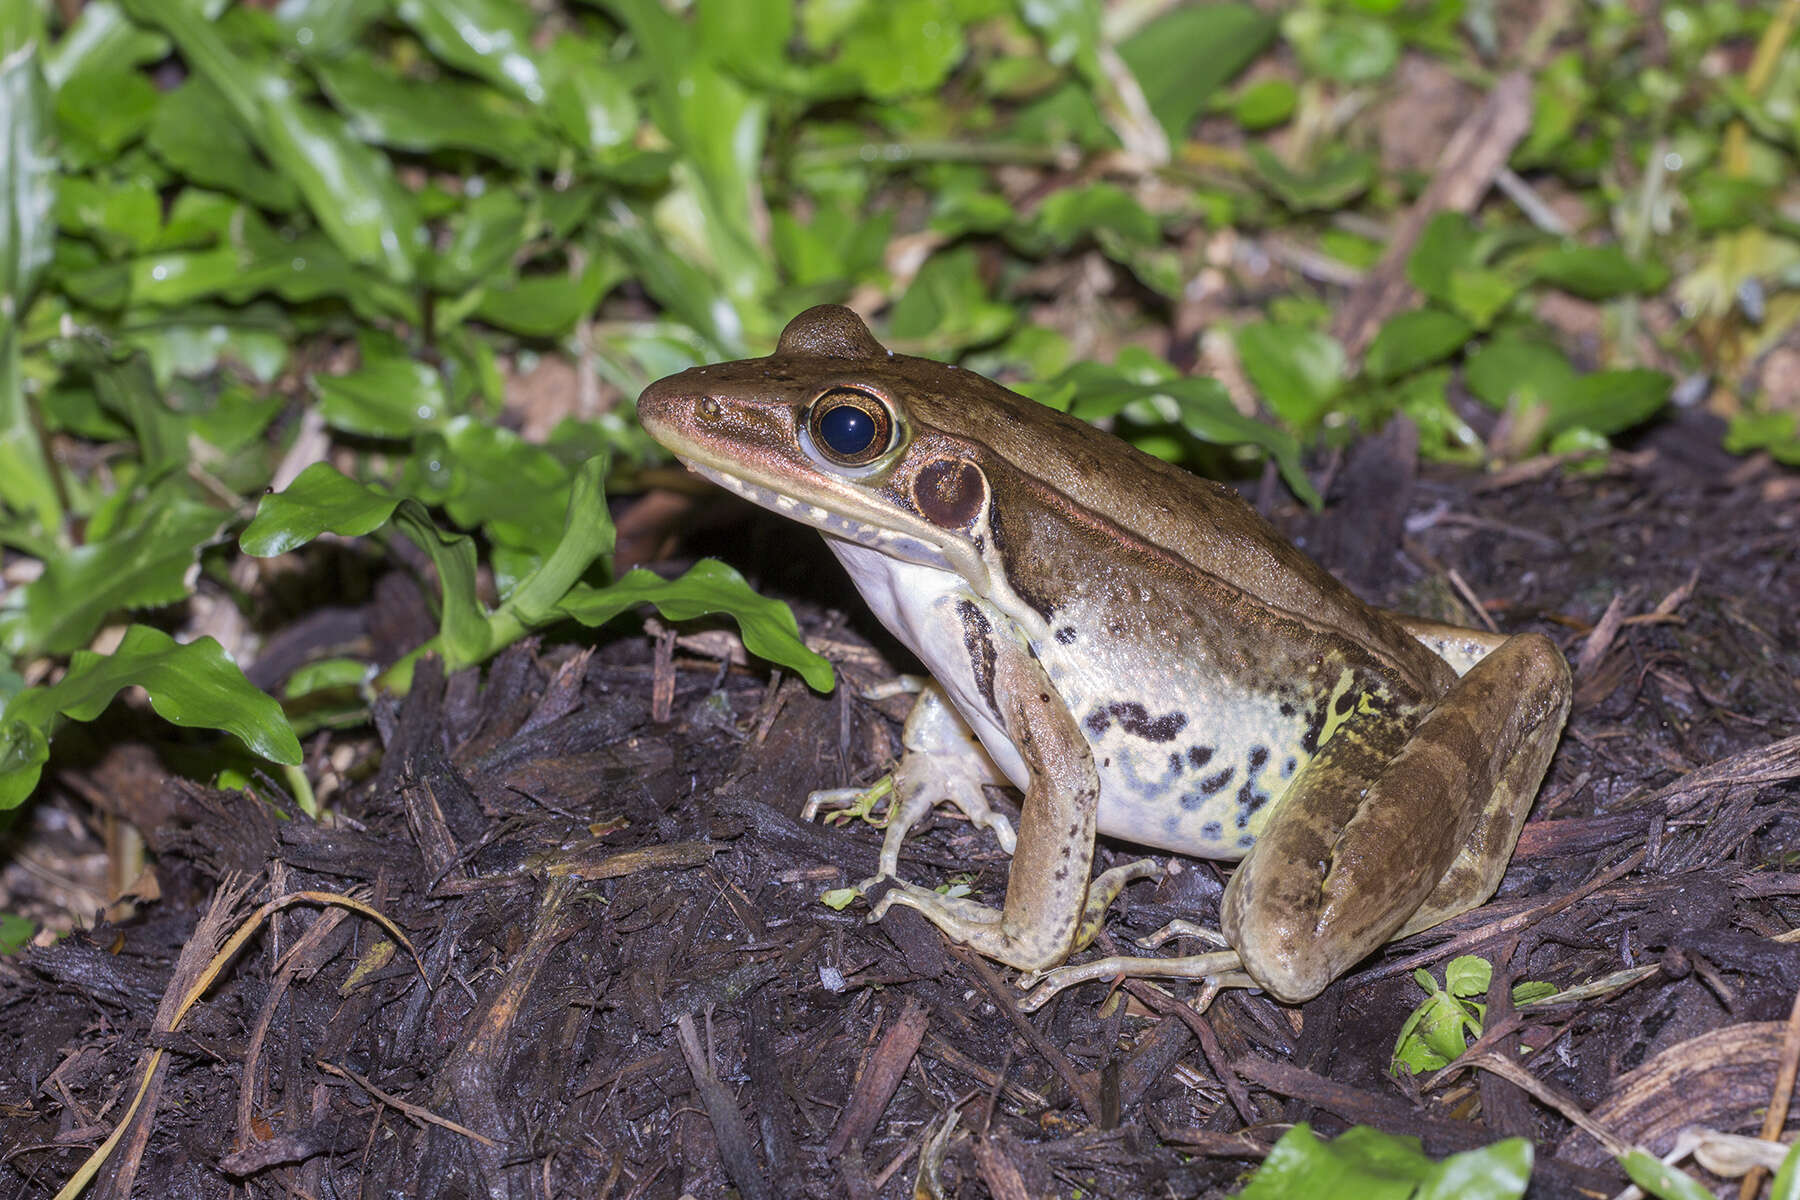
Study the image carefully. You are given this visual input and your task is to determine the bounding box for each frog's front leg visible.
[869,630,1116,973]
[805,682,1017,876]
[1222,631,1571,1003]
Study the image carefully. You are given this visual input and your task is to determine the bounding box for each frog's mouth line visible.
[677,457,955,572]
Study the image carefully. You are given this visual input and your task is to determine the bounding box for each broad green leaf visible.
[0,624,302,809]
[1407,213,1480,306]
[1015,0,1102,76]
[312,332,449,438]
[122,0,423,283]
[1445,268,1519,329]
[472,248,628,338]
[1444,955,1493,998]
[0,488,225,658]
[1247,144,1375,211]
[1034,183,1160,249]
[1617,1150,1713,1200]
[889,246,1015,352]
[146,80,300,212]
[1771,1140,1800,1200]
[394,0,544,103]
[558,560,834,692]
[54,173,160,256]
[241,461,401,557]
[414,418,574,555]
[1725,411,1800,466]
[0,911,32,954]
[837,0,966,100]
[1552,369,1669,437]
[500,453,614,626]
[43,1,169,90]
[1235,321,1344,428]
[1365,309,1473,381]
[1119,3,1275,140]
[542,33,640,156]
[0,26,62,530]
[389,501,488,665]
[310,52,556,167]
[431,189,528,294]
[53,65,159,166]
[1532,244,1669,300]
[1240,1124,1530,1200]
[1283,10,1398,84]
[1234,77,1296,129]
[1464,336,1573,412]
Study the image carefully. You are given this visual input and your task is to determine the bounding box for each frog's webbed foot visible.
[1018,913,1248,1012]
[1019,950,1255,1012]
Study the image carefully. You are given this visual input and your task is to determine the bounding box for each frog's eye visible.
[807,388,894,467]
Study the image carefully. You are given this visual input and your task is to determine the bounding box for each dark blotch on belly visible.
[1084,700,1188,743]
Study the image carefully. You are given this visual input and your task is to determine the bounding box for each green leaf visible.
[0,911,33,954]
[1235,321,1344,428]
[836,0,966,100]
[1247,144,1375,211]
[43,1,169,90]
[393,0,544,103]
[0,624,302,809]
[0,26,62,530]
[121,0,423,283]
[54,64,159,166]
[1034,183,1160,248]
[241,461,401,557]
[1725,411,1800,466]
[1554,369,1669,437]
[430,188,528,294]
[1407,213,1480,306]
[1282,10,1399,84]
[312,332,449,438]
[1118,3,1275,140]
[389,500,489,665]
[1444,955,1493,998]
[413,418,574,555]
[146,80,300,212]
[1233,77,1296,129]
[1617,1150,1713,1200]
[558,560,834,693]
[0,490,226,658]
[1532,244,1669,300]
[1464,336,1573,412]
[310,51,557,167]
[542,33,640,157]
[1240,1124,1531,1200]
[888,246,1016,352]
[1365,309,1473,381]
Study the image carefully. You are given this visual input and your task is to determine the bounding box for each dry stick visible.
[1119,981,1258,1128]
[316,1060,497,1147]
[954,948,1105,1127]
[1330,72,1534,363]
[826,997,930,1158]
[1738,986,1800,1200]
[675,1012,773,1200]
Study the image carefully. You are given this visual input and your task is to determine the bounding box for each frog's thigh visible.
[1222,632,1570,1003]
[872,644,1101,973]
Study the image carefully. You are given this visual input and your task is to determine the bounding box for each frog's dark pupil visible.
[818,403,876,456]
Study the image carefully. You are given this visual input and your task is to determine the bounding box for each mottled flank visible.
[956,599,1001,721]
[1084,701,1189,743]
[1187,745,1214,768]
[1054,625,1078,645]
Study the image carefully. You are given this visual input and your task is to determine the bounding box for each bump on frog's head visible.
[776,305,887,361]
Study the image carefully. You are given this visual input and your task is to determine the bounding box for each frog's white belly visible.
[826,539,1323,861]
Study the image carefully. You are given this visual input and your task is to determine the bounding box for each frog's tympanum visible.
[640,305,1571,1007]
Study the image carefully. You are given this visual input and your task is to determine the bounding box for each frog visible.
[638,305,1571,1007]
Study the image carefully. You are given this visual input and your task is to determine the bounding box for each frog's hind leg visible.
[1222,631,1571,1004]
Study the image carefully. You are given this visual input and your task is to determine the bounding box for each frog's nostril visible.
[697,396,721,420]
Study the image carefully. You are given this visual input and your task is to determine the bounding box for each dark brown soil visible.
[3,410,1798,1199]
